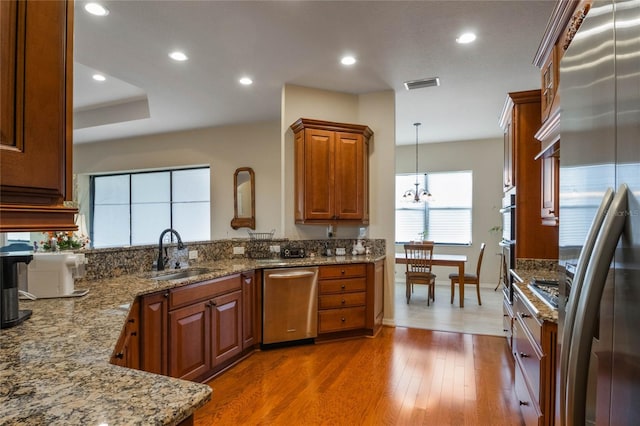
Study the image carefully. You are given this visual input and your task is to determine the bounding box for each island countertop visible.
[0,254,383,425]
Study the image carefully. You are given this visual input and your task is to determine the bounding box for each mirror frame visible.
[230,167,255,230]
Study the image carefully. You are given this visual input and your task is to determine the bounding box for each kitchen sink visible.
[150,267,218,281]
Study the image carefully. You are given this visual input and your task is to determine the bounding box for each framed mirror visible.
[230,167,255,229]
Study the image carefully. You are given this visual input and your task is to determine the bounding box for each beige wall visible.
[281,85,397,323]
[73,121,282,240]
[395,137,504,288]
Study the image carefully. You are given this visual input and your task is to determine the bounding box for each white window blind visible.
[396,171,472,245]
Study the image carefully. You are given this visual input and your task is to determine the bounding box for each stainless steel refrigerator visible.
[557,1,640,425]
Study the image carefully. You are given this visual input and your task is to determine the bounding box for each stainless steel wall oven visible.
[499,192,516,303]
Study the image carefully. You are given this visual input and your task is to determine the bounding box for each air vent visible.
[403,77,440,90]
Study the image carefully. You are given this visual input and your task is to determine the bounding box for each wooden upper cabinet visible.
[291,118,372,225]
[534,0,592,125]
[0,0,77,231]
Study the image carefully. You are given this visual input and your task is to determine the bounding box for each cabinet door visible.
[140,292,169,375]
[111,299,140,369]
[241,271,257,349]
[541,151,559,226]
[335,132,367,221]
[0,0,76,231]
[503,119,514,191]
[168,301,211,381]
[211,290,243,366]
[302,128,335,220]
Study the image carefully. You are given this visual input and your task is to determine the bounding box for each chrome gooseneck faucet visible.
[157,228,185,271]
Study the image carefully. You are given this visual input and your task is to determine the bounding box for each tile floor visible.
[394,279,505,336]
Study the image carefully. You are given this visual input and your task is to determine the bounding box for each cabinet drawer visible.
[514,360,542,426]
[169,274,241,310]
[513,316,542,405]
[319,264,366,279]
[319,277,366,294]
[514,291,542,347]
[318,306,366,333]
[503,298,513,348]
[319,292,366,309]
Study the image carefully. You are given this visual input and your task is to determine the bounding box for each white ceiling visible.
[73,0,555,146]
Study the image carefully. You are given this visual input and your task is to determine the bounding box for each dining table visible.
[395,252,469,307]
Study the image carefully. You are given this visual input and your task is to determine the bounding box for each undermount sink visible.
[150,267,218,281]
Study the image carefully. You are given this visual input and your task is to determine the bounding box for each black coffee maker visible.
[1,252,33,329]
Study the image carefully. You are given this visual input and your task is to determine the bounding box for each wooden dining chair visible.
[449,242,486,306]
[404,242,436,305]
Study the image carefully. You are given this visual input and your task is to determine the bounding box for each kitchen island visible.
[0,254,384,425]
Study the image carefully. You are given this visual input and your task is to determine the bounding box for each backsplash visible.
[77,238,386,281]
[515,258,558,271]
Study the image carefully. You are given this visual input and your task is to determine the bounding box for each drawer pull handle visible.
[341,317,346,322]
[519,400,529,406]
[208,301,217,307]
[341,299,346,304]
[164,292,169,298]
[521,313,531,318]
[341,284,346,289]
[519,352,530,358]
[341,270,345,274]
[503,329,509,332]
[115,352,124,359]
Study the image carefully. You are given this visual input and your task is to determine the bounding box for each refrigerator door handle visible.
[559,187,614,426]
[565,184,628,426]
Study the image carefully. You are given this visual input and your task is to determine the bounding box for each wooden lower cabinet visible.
[241,271,260,349]
[512,287,557,426]
[140,291,169,375]
[111,299,140,369]
[318,264,367,335]
[503,296,514,350]
[169,301,211,381]
[137,273,252,382]
[211,289,243,366]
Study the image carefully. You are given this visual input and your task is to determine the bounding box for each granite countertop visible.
[0,254,382,425]
[510,267,560,323]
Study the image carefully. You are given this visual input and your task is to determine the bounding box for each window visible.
[395,171,472,245]
[91,167,210,248]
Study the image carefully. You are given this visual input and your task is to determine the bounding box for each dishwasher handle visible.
[268,271,316,279]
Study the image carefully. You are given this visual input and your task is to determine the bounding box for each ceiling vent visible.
[403,77,440,90]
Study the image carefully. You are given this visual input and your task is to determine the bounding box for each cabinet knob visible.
[341,317,346,322]
[521,313,530,318]
[519,400,529,406]
[128,318,135,323]
[519,352,530,358]
[503,329,509,332]
[341,284,346,289]
[164,292,169,298]
[209,300,217,307]
[115,352,124,359]
[130,332,137,337]
[341,299,346,304]
[341,270,345,275]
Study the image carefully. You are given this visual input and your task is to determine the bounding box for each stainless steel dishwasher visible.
[262,266,319,345]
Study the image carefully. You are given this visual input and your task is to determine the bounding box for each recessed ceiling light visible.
[168,51,188,62]
[84,2,109,16]
[456,32,477,44]
[92,74,106,82]
[239,77,253,86]
[340,55,357,66]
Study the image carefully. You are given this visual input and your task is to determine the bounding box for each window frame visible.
[395,170,473,246]
[90,166,210,248]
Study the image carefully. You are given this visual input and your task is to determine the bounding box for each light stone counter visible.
[0,254,383,425]
[511,267,559,323]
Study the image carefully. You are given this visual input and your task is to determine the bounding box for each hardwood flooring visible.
[194,327,524,425]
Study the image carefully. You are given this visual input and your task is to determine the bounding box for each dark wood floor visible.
[194,327,524,425]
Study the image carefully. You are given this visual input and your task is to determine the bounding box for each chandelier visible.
[402,122,431,203]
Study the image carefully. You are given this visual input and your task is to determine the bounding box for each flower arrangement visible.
[40,231,90,251]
